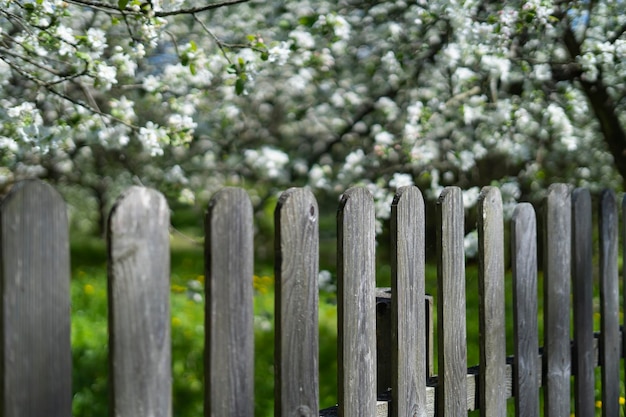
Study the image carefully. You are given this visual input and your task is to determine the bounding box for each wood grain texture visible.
[108,186,171,417]
[391,185,426,417]
[337,187,376,417]
[0,180,71,417]
[623,195,626,411]
[373,292,433,401]
[571,188,595,417]
[320,334,615,416]
[542,184,571,417]
[436,187,467,417]
[376,289,392,396]
[599,189,620,417]
[205,188,254,417]
[511,203,540,417]
[274,188,319,417]
[477,187,506,417]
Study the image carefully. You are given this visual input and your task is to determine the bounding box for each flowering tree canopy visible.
[2,0,626,235]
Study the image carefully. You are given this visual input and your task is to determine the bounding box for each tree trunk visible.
[561,24,626,188]
[578,79,626,188]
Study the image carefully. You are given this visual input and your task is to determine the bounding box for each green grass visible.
[70,235,338,417]
[70,234,624,417]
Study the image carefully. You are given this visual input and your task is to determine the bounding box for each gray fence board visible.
[623,195,626,411]
[543,184,571,417]
[477,187,506,417]
[108,186,171,417]
[599,189,620,417]
[275,188,319,417]
[571,188,595,417]
[391,185,426,417]
[436,187,467,416]
[0,180,71,417]
[511,203,540,417]
[337,187,376,417]
[205,188,254,417]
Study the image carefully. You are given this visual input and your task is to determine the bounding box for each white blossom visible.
[289,29,315,49]
[139,122,168,156]
[95,63,117,90]
[268,41,292,65]
[389,173,414,189]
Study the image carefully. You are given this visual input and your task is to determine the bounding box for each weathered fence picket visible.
[2,179,626,417]
[623,195,626,405]
[543,184,572,417]
[390,186,426,417]
[337,187,377,417]
[511,203,540,417]
[275,188,319,417]
[477,187,506,417]
[571,188,595,417]
[205,188,254,417]
[0,180,71,417]
[599,189,620,417]
[436,187,467,416]
[108,186,171,417]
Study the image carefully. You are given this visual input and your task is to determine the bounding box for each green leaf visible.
[298,15,318,28]
[235,78,245,95]
[190,40,197,52]
[260,51,269,61]
[118,0,129,9]
[189,63,197,75]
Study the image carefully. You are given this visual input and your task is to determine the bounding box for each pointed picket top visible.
[0,180,71,417]
[108,186,171,417]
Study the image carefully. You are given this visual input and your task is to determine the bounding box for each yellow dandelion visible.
[596,400,602,408]
[172,317,182,327]
[83,284,95,295]
[171,284,186,293]
[620,397,625,406]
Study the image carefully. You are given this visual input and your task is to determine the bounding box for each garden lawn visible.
[70,235,619,416]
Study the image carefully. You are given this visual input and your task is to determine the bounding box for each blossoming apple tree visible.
[1,0,625,239]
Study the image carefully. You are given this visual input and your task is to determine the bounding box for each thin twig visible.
[4,58,138,129]
[62,0,250,17]
[192,14,233,65]
[155,0,251,17]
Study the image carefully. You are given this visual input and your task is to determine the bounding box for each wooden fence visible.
[0,179,623,417]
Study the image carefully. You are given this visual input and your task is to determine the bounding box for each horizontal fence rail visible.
[0,180,624,417]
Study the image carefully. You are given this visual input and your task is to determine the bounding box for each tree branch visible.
[155,0,252,17]
[61,0,251,17]
[559,14,626,187]
[192,14,233,65]
[306,20,451,167]
[610,22,626,43]
[4,58,137,130]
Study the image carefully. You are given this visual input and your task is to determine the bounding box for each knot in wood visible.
[295,405,312,416]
